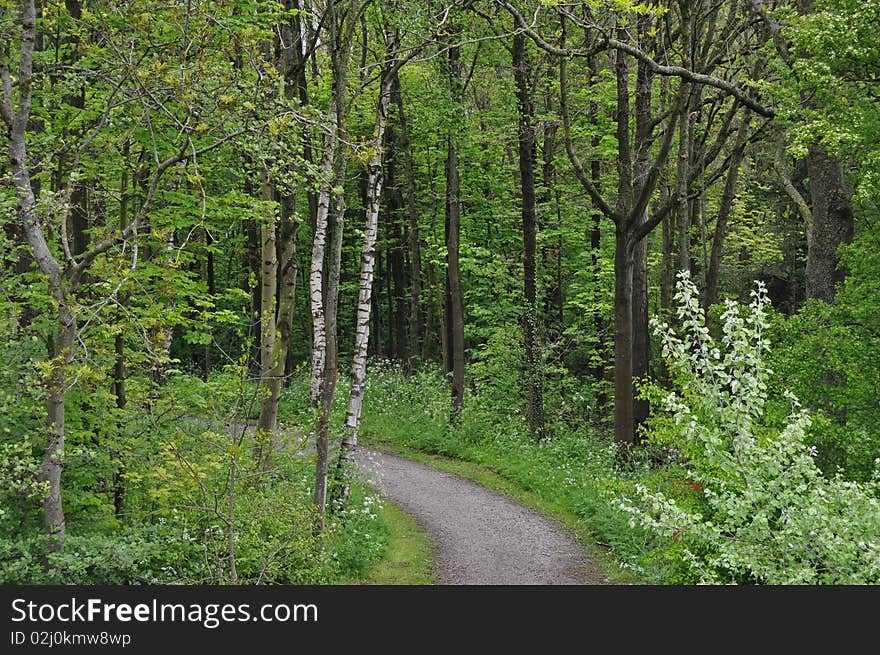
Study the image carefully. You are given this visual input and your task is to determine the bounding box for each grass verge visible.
[354,499,436,585]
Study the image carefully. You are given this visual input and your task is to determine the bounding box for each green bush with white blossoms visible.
[619,272,880,584]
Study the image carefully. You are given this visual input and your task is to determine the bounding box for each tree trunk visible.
[707,113,751,307]
[805,145,853,304]
[113,153,129,518]
[391,71,423,371]
[675,105,692,275]
[335,35,398,505]
[631,50,654,438]
[13,124,71,549]
[112,331,126,519]
[587,59,605,397]
[314,0,354,529]
[43,306,75,549]
[204,229,215,379]
[7,1,68,544]
[661,211,674,310]
[613,41,637,447]
[308,116,336,406]
[389,209,408,362]
[243,169,261,372]
[513,31,545,440]
[613,228,634,446]
[314,152,347,528]
[372,246,384,357]
[255,196,300,473]
[289,0,318,230]
[443,37,466,420]
[259,175,277,384]
[540,118,564,336]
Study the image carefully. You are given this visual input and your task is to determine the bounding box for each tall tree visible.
[512,29,545,440]
[805,145,853,304]
[706,112,752,307]
[308,113,337,407]
[504,0,774,445]
[313,0,360,530]
[391,69,424,371]
[441,22,466,419]
[253,10,312,472]
[751,0,856,305]
[335,13,402,505]
[1,0,251,546]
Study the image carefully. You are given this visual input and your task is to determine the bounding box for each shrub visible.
[620,272,880,584]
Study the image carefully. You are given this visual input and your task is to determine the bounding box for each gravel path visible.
[355,447,609,585]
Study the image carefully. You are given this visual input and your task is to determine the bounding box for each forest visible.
[1,0,878,586]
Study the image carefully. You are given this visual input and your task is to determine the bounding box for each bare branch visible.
[70,126,249,281]
[747,0,792,65]
[604,36,774,118]
[496,0,571,57]
[629,95,685,230]
[59,209,76,267]
[498,1,774,117]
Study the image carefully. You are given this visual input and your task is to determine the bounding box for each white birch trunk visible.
[334,29,399,505]
[309,105,337,406]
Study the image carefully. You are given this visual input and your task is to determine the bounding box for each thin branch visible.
[774,139,812,236]
[461,40,482,94]
[70,124,248,282]
[496,0,572,57]
[746,0,791,65]
[629,95,685,230]
[604,35,774,118]
[559,25,618,223]
[499,1,774,117]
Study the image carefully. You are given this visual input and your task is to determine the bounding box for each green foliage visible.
[0,340,386,584]
[0,313,47,531]
[769,234,880,481]
[0,527,204,585]
[775,0,880,202]
[3,0,878,589]
[469,325,526,419]
[621,273,880,584]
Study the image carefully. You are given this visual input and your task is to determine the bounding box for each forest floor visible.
[355,447,610,585]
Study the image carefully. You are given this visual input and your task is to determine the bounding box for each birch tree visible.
[331,16,401,507]
[308,117,336,407]
[312,0,362,531]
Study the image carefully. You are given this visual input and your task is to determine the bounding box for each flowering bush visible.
[619,272,880,584]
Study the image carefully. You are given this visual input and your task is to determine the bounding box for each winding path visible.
[355,447,609,585]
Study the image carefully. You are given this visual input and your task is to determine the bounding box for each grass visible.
[353,499,435,585]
